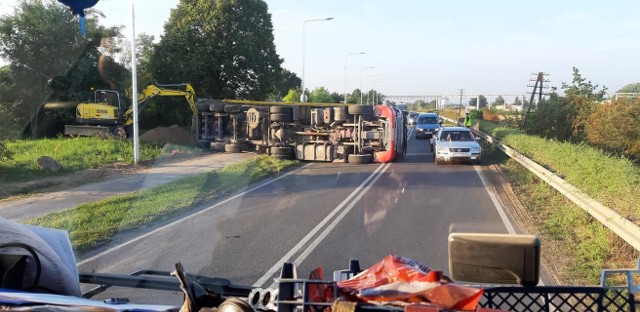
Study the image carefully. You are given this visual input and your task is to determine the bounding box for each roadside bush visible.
[584,98,640,162]
[481,107,500,122]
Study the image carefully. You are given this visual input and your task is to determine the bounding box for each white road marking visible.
[473,165,516,235]
[473,165,548,287]
[252,163,389,287]
[77,163,313,266]
[292,163,391,266]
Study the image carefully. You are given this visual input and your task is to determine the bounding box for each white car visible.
[433,126,481,164]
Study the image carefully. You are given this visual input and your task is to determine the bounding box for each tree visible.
[468,95,487,108]
[347,89,362,104]
[493,95,505,106]
[513,96,522,106]
[0,0,125,137]
[616,82,640,93]
[272,68,300,100]
[283,88,301,103]
[330,92,343,103]
[150,0,281,100]
[309,87,332,103]
[561,67,607,101]
[560,67,607,141]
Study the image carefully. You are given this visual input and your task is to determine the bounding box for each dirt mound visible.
[140,125,197,147]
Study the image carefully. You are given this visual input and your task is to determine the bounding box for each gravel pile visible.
[140,125,197,147]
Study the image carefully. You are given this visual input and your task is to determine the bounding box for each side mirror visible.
[448,233,540,286]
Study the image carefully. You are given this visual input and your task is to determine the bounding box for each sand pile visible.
[140,124,197,147]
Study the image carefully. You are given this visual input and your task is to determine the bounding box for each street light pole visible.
[130,0,139,164]
[301,17,333,102]
[359,66,375,104]
[366,74,379,105]
[373,80,383,105]
[344,52,365,104]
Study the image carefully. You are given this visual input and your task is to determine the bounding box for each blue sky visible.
[2,0,639,100]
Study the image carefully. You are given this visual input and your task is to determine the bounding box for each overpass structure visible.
[386,94,528,110]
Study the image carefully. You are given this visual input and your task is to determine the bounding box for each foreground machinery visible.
[195,100,408,164]
[64,83,196,138]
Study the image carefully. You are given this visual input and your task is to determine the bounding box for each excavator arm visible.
[123,83,197,126]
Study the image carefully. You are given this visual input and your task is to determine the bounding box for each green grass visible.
[0,137,162,181]
[501,159,632,284]
[25,156,298,249]
[475,119,640,284]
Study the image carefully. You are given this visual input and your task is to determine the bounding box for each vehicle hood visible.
[436,140,480,149]
[416,124,440,130]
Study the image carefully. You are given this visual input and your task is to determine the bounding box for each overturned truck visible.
[194,101,407,164]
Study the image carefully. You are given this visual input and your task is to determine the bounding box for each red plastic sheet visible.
[336,255,485,311]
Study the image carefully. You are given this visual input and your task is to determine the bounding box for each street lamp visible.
[359,66,375,104]
[366,74,379,105]
[301,17,334,102]
[373,80,383,105]
[344,52,365,104]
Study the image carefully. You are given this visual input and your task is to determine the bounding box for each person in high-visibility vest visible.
[464,112,472,127]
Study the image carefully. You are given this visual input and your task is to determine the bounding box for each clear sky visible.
[1,0,639,99]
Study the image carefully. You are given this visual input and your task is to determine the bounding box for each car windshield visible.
[1,1,639,310]
[417,116,438,124]
[439,130,474,141]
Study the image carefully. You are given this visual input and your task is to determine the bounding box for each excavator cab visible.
[64,90,128,137]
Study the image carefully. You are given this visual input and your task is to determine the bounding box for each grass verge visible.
[25,155,298,250]
[1,137,163,181]
[479,130,640,285]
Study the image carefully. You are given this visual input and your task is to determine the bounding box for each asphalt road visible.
[77,126,511,305]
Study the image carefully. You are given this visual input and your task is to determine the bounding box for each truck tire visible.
[270,146,292,155]
[269,106,293,114]
[347,105,373,121]
[224,143,243,153]
[210,103,226,113]
[210,141,226,152]
[348,154,373,164]
[224,104,242,114]
[348,105,373,115]
[270,113,293,122]
[197,101,211,112]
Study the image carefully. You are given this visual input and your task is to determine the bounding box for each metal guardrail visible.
[440,116,640,252]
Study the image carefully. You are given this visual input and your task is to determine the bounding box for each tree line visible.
[0,0,300,142]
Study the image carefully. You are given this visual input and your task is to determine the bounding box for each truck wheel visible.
[224,104,242,114]
[348,105,373,115]
[197,101,211,112]
[210,142,226,152]
[348,154,373,164]
[270,146,294,155]
[270,113,293,122]
[210,103,226,113]
[224,143,243,153]
[269,106,293,114]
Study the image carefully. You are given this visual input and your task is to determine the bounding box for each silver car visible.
[433,126,481,164]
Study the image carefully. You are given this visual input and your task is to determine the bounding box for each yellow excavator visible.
[64,83,196,137]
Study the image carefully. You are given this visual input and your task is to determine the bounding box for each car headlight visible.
[471,146,481,153]
[437,147,448,152]
[417,128,424,131]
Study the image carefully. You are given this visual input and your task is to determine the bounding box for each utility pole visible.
[458,89,465,116]
[522,72,550,130]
